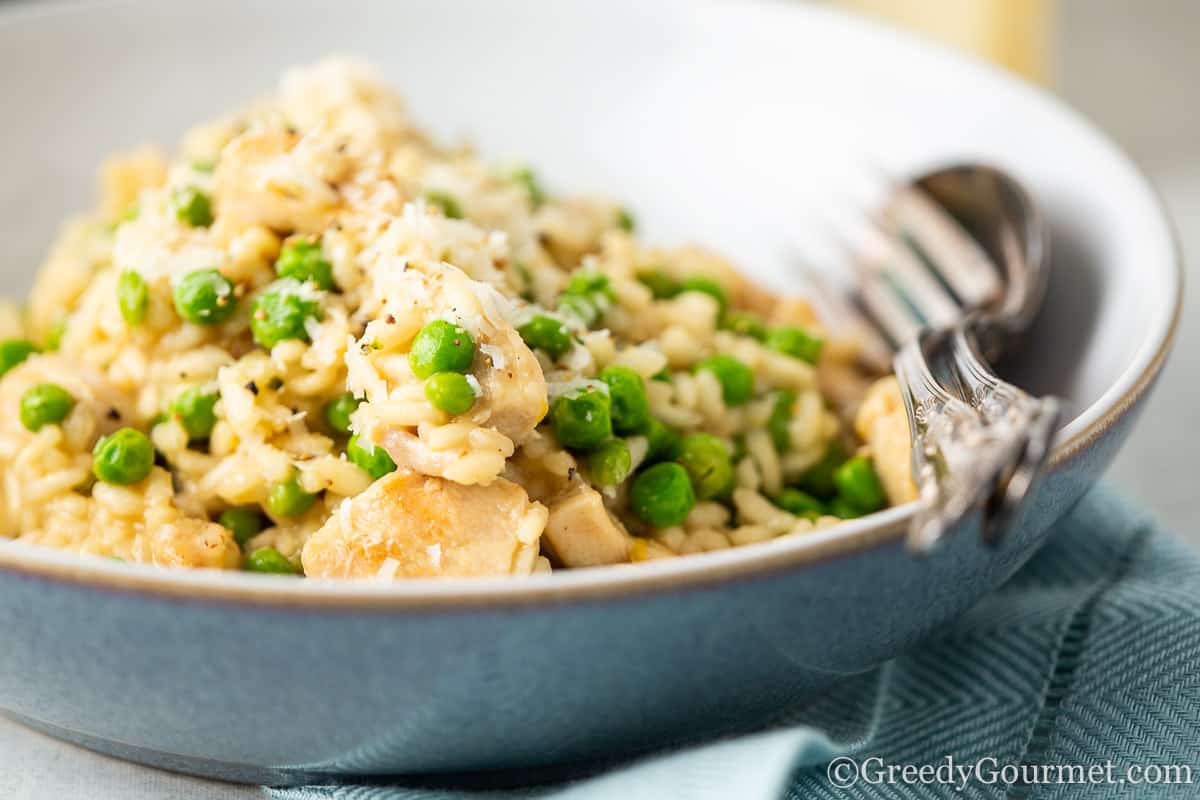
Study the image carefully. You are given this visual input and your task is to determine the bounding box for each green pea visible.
[636,270,680,300]
[630,462,695,528]
[557,271,614,329]
[720,310,767,341]
[347,434,398,480]
[20,383,75,432]
[616,207,636,233]
[650,368,672,383]
[275,240,335,291]
[44,319,66,352]
[599,365,650,435]
[797,442,846,499]
[512,167,546,208]
[174,269,237,326]
[563,271,615,302]
[678,276,728,313]
[92,428,155,485]
[191,159,216,174]
[408,320,476,379]
[549,387,612,450]
[250,284,322,348]
[557,293,599,327]
[425,190,464,219]
[765,326,824,364]
[695,355,754,406]
[829,496,865,520]
[643,417,681,465]
[171,186,213,227]
[767,390,796,452]
[218,507,267,546]
[168,387,219,441]
[244,547,302,575]
[676,432,735,501]
[324,393,360,436]
[518,315,572,360]
[0,340,37,376]
[267,474,318,517]
[586,438,632,486]
[118,270,149,326]
[424,371,476,415]
[833,456,887,513]
[772,488,825,519]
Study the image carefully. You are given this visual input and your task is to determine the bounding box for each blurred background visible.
[833,0,1197,539]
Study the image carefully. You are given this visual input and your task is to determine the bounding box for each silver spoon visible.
[811,164,1060,550]
[880,165,1061,550]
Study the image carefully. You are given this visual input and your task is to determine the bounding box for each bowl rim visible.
[0,0,1184,608]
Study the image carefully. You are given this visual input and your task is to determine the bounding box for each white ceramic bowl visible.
[0,0,1181,783]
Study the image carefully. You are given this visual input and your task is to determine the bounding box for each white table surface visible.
[2,0,1198,797]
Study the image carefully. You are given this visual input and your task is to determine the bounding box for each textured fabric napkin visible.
[6,487,1200,799]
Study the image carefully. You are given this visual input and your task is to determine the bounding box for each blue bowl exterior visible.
[0,379,1154,785]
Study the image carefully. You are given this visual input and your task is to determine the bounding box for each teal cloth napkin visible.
[271,488,1200,799]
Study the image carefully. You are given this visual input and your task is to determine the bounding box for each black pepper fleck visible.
[245,381,259,395]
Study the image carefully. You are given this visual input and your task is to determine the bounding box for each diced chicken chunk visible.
[99,145,168,219]
[854,376,919,505]
[301,470,547,578]
[542,484,632,568]
[0,354,136,439]
[150,517,242,570]
[214,127,351,235]
[351,259,548,486]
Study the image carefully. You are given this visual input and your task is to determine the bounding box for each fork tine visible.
[817,222,926,348]
[862,215,962,328]
[883,185,1004,310]
[857,271,924,347]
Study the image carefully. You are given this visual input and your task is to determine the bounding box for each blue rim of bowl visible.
[0,0,1185,608]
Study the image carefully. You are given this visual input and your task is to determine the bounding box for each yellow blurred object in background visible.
[836,0,1055,83]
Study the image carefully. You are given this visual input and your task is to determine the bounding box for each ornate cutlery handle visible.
[893,324,1060,551]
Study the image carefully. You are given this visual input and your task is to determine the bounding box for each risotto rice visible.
[0,60,916,579]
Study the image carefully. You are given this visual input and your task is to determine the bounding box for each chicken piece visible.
[818,361,876,425]
[414,261,548,441]
[471,314,549,442]
[0,355,136,440]
[854,376,919,505]
[534,198,620,267]
[352,259,548,485]
[149,517,242,570]
[669,244,780,317]
[99,145,167,220]
[301,470,547,579]
[542,484,632,568]
[768,296,822,330]
[213,127,351,235]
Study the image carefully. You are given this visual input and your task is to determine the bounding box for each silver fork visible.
[807,165,1061,551]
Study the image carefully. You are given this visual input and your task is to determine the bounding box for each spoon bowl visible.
[915,165,1051,353]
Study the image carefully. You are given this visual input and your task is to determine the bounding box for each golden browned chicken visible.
[543,483,632,568]
[855,376,919,506]
[301,470,547,579]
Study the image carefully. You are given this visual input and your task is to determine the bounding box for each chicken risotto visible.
[0,60,917,579]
